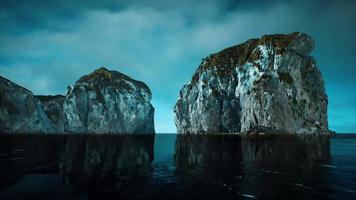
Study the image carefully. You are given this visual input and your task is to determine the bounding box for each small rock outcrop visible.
[0,77,58,133]
[174,32,329,134]
[0,67,155,134]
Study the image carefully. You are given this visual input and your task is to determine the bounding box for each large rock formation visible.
[63,67,155,133]
[174,32,329,134]
[0,67,155,134]
[0,77,57,133]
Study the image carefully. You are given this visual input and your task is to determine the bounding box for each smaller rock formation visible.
[63,67,155,134]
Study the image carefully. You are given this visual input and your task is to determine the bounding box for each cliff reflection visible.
[0,134,337,200]
[0,135,63,189]
[0,134,154,197]
[174,134,332,199]
[59,135,154,194]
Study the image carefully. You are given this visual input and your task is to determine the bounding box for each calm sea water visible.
[0,134,355,200]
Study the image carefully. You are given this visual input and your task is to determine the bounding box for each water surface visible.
[0,134,355,200]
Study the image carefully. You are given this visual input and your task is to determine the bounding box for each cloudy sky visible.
[0,0,355,133]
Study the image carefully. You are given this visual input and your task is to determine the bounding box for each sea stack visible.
[0,67,155,134]
[174,32,329,134]
[62,67,155,134]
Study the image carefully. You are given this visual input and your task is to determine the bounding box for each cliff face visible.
[36,95,67,132]
[0,67,155,134]
[63,67,155,134]
[0,77,58,133]
[174,32,329,134]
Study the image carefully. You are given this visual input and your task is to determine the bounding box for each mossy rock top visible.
[76,67,151,94]
[192,32,311,83]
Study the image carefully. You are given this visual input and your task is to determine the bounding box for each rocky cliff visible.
[0,77,57,133]
[174,32,329,134]
[63,67,155,133]
[0,67,155,134]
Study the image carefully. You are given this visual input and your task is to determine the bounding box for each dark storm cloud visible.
[0,0,125,35]
[0,0,297,35]
[0,0,355,132]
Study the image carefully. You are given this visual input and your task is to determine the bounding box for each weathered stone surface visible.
[63,67,155,134]
[36,95,67,132]
[0,77,58,133]
[0,67,155,134]
[174,32,329,134]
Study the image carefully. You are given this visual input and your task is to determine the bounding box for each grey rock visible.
[0,77,58,133]
[174,32,329,134]
[36,95,67,132]
[63,67,155,134]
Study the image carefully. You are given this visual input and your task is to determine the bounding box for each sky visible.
[0,0,355,133]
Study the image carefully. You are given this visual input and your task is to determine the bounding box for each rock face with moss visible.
[63,67,155,134]
[0,77,58,133]
[174,32,329,134]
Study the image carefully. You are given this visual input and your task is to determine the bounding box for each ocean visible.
[0,134,355,200]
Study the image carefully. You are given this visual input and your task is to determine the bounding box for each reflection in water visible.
[59,135,154,198]
[174,134,332,199]
[0,135,63,190]
[0,134,354,200]
[0,134,154,199]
